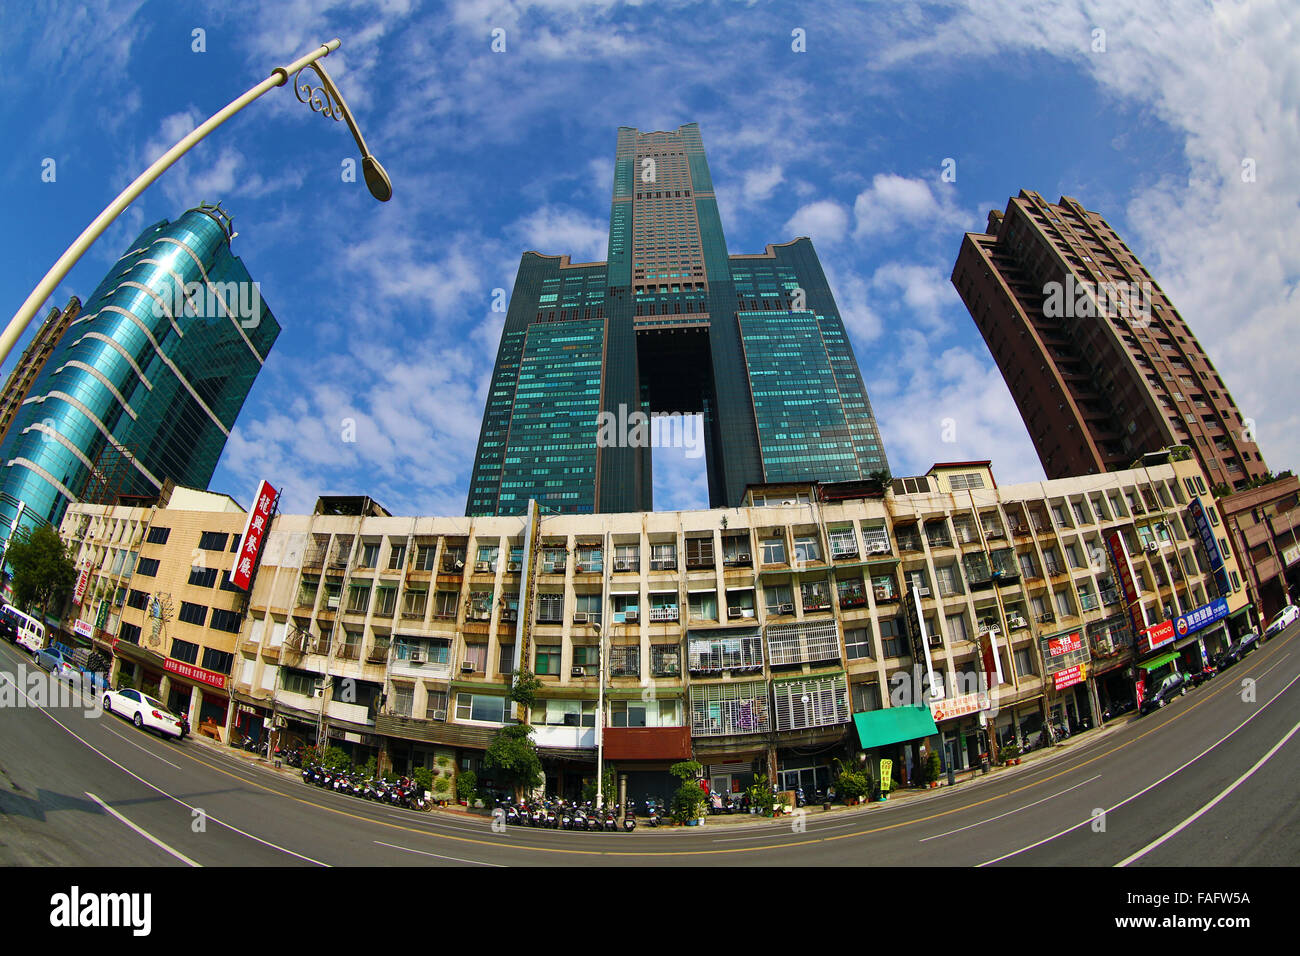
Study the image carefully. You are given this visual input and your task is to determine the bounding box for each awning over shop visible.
[853,707,938,750]
[1138,652,1180,670]
[1228,604,1253,619]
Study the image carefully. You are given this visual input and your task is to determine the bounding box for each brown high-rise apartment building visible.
[951,190,1266,493]
[0,296,79,450]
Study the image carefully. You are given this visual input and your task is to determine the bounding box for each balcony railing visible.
[367,641,391,664]
[336,643,360,661]
[649,606,680,622]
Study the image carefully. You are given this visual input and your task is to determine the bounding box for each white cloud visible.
[853,173,970,240]
[508,204,608,262]
[784,199,850,245]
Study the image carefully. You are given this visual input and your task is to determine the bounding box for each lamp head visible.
[362,154,393,202]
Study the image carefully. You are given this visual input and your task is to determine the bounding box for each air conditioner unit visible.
[869,543,889,554]
[1145,542,1159,553]
[738,553,751,562]
[508,562,521,572]
[781,499,795,506]
[778,603,794,614]
[431,710,446,721]
[573,612,589,624]
[728,608,743,619]
[410,651,424,664]
[475,561,491,572]
[615,560,629,571]
[1009,617,1028,629]
[461,661,475,673]
[454,559,464,570]
[571,666,586,678]
[624,610,639,622]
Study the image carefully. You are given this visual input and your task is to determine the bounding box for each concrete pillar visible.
[158,674,171,701]
[223,697,236,745]
[109,655,122,688]
[1086,677,1102,727]
[188,684,203,728]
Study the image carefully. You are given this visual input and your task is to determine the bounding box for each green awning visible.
[853,707,939,750]
[1228,604,1253,619]
[1138,652,1180,670]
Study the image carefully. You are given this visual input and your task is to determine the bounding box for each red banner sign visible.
[163,657,227,690]
[228,480,278,591]
[73,568,89,606]
[1048,631,1084,657]
[1053,664,1086,691]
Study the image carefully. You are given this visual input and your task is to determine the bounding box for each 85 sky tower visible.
[468,124,889,516]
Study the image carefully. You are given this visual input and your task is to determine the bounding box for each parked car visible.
[1139,671,1192,715]
[34,646,77,680]
[0,611,17,644]
[1263,605,1299,641]
[102,688,186,739]
[1216,631,1260,670]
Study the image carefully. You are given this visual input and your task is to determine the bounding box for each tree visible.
[483,724,542,799]
[669,760,707,823]
[6,524,76,624]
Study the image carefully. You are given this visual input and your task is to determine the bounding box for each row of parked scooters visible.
[300,764,430,812]
[494,796,665,830]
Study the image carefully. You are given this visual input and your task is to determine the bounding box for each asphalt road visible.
[2,624,1297,867]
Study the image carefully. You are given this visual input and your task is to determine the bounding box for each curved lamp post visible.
[0,38,390,369]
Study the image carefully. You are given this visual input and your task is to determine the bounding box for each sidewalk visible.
[183,714,1138,829]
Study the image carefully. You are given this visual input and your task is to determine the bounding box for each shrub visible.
[833,759,873,802]
[456,769,478,802]
[925,747,942,784]
[484,724,542,797]
[412,766,434,793]
[746,773,776,813]
[669,760,707,823]
[321,746,351,771]
[433,776,451,794]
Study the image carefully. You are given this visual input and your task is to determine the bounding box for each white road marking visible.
[373,840,502,866]
[8,677,330,866]
[86,791,201,867]
[978,668,1300,866]
[921,775,1101,842]
[1115,717,1300,867]
[101,724,182,770]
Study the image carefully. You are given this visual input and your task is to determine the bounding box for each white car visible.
[1264,604,1299,640]
[102,688,185,739]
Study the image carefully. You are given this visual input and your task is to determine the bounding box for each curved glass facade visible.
[0,204,279,542]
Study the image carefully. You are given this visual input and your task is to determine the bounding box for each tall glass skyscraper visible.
[0,202,279,540]
[468,124,888,515]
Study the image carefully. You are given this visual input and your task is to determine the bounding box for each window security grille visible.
[690,680,771,736]
[609,645,640,678]
[687,632,763,672]
[764,620,841,666]
[772,674,850,731]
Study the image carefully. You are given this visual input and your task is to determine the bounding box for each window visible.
[946,612,970,644]
[614,543,640,571]
[536,592,563,623]
[119,622,141,645]
[764,584,793,615]
[463,642,488,672]
[210,608,242,633]
[851,682,882,712]
[201,648,234,674]
[535,645,561,675]
[358,542,379,568]
[387,542,406,570]
[432,590,456,619]
[762,536,787,565]
[187,566,218,588]
[455,693,508,723]
[170,638,199,664]
[425,690,449,718]
[1014,647,1037,677]
[198,531,229,551]
[934,562,962,597]
[793,535,821,564]
[146,526,171,544]
[572,645,600,669]
[178,602,207,626]
[871,573,899,602]
[475,545,499,571]
[346,583,370,614]
[609,645,640,677]
[1054,590,1074,618]
[828,527,857,557]
[136,557,160,577]
[536,699,597,727]
[688,590,717,620]
[880,619,906,658]
[650,542,677,570]
[652,644,681,676]
[722,533,752,564]
[610,698,681,728]
[498,645,515,675]
[772,675,849,731]
[948,472,985,491]
[845,626,874,660]
[374,586,397,617]
[127,589,149,610]
[800,578,831,611]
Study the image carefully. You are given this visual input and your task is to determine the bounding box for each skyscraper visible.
[0,202,280,540]
[951,190,1266,491]
[0,296,80,451]
[468,124,888,516]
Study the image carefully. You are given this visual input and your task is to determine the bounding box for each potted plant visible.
[832,758,873,805]
[1001,741,1021,766]
[746,774,778,816]
[924,748,942,788]
[456,768,478,805]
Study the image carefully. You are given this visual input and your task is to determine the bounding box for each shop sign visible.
[229,480,279,591]
[1140,619,1174,655]
[74,619,94,639]
[94,598,109,631]
[163,657,227,690]
[1048,631,1084,657]
[1283,543,1300,567]
[1053,663,1087,691]
[1106,531,1146,638]
[929,691,990,722]
[1173,597,1229,639]
[73,569,89,606]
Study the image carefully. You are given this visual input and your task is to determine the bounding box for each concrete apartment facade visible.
[59,453,1249,802]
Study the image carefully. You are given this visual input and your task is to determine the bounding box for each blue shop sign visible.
[1173,597,1229,639]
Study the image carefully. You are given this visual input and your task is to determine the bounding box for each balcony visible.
[335,643,360,661]
[367,640,391,664]
[613,558,641,572]
[648,606,680,623]
[830,543,859,560]
[837,589,868,609]
[873,587,900,604]
[532,725,597,751]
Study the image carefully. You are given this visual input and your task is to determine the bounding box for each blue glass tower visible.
[467,124,888,515]
[0,203,279,540]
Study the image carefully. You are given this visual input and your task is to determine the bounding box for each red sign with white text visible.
[163,657,227,689]
[1048,631,1084,657]
[228,480,278,591]
[1053,664,1086,691]
[73,568,89,606]
[1140,619,1175,655]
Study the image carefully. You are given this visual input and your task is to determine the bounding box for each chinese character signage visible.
[1048,631,1084,657]
[73,568,89,606]
[1106,531,1146,638]
[163,657,227,690]
[1173,597,1229,639]
[929,691,990,722]
[1053,663,1087,691]
[1140,619,1175,655]
[74,619,93,639]
[228,480,279,591]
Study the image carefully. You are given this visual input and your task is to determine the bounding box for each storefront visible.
[853,705,941,787]
[1041,627,1095,733]
[604,725,692,806]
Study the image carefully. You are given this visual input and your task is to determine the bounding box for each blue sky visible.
[1,1,1296,516]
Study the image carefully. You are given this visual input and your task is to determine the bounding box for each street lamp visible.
[0,38,390,369]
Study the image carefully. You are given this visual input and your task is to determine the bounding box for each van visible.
[4,606,47,654]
